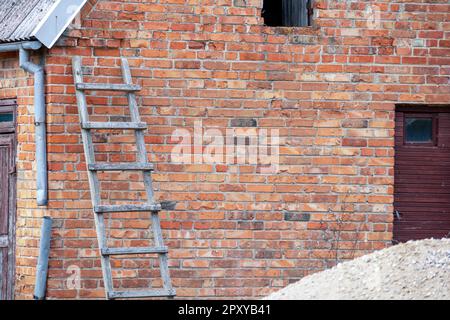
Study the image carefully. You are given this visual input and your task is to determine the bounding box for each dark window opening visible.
[0,100,16,133]
[262,0,313,27]
[0,113,13,123]
[404,114,437,146]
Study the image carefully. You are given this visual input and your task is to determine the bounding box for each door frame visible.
[0,99,17,300]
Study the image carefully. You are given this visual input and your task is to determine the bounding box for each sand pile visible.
[266,239,450,300]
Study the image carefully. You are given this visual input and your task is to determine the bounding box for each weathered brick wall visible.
[10,0,450,299]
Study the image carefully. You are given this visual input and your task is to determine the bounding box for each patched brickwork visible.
[2,0,449,299]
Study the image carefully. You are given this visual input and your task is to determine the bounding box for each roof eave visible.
[32,0,88,49]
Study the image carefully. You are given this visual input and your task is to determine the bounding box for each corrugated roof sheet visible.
[0,0,58,43]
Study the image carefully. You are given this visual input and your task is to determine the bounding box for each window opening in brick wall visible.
[0,100,16,132]
[262,0,313,27]
[404,114,437,146]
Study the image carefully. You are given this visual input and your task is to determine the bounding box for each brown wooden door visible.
[394,106,450,242]
[0,99,16,300]
[0,134,15,299]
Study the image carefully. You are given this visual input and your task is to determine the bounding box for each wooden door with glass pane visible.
[0,99,16,300]
[394,106,450,242]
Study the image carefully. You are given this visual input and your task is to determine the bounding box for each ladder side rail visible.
[121,58,174,294]
[72,56,115,297]
[120,58,156,202]
[151,212,174,294]
[72,57,100,205]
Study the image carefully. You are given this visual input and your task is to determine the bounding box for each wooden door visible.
[394,106,450,242]
[0,99,16,300]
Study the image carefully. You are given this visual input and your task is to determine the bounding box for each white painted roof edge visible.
[32,0,88,49]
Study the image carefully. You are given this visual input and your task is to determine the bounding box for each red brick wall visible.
[8,0,450,299]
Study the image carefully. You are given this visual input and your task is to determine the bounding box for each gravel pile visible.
[266,239,450,300]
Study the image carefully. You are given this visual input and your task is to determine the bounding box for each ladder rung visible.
[101,246,168,256]
[76,83,141,92]
[108,288,176,299]
[82,122,147,130]
[89,163,154,171]
[94,203,162,213]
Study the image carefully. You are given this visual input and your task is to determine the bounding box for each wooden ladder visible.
[72,56,175,299]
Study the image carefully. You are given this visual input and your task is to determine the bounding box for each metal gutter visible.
[0,40,48,205]
[0,41,42,52]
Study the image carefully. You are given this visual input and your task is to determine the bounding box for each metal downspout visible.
[18,44,48,206]
[33,216,52,300]
[0,41,47,205]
